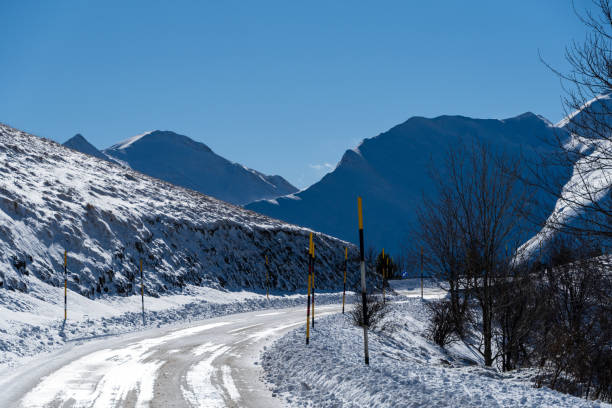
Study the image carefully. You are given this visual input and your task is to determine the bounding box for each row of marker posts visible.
[305,197,370,365]
[61,199,373,363]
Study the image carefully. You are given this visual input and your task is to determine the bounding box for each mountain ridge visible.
[247,112,567,254]
[103,129,298,206]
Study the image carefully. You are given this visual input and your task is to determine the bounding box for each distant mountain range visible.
[63,131,298,205]
[246,113,568,254]
[64,106,608,257]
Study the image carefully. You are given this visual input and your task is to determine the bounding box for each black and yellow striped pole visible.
[311,239,316,328]
[358,197,370,365]
[306,233,313,344]
[265,254,269,300]
[140,259,145,325]
[64,250,67,321]
[342,247,347,314]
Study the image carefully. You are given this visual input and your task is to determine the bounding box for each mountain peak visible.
[63,133,109,161]
[502,112,553,127]
[103,130,296,205]
[69,133,87,142]
[109,130,213,154]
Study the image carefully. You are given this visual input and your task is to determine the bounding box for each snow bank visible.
[262,298,608,407]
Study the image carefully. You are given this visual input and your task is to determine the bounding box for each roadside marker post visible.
[140,259,145,325]
[64,250,67,321]
[342,247,347,314]
[358,197,370,365]
[265,254,270,300]
[306,233,313,344]
[311,241,315,328]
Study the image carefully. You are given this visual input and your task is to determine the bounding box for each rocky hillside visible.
[0,124,355,298]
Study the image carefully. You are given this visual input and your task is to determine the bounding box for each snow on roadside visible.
[262,297,609,408]
[0,282,344,371]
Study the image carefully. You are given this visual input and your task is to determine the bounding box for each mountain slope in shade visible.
[247,113,567,254]
[63,134,110,161]
[103,130,298,205]
[0,123,354,296]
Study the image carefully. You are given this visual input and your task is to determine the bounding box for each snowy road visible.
[1,304,341,408]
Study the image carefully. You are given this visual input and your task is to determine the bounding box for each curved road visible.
[1,304,341,408]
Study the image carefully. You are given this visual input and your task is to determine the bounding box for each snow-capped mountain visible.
[103,130,298,205]
[522,94,612,255]
[0,123,354,296]
[247,113,567,254]
[63,133,110,161]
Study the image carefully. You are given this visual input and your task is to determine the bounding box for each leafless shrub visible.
[349,293,388,330]
[532,238,612,401]
[425,299,461,347]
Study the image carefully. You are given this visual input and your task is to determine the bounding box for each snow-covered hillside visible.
[522,94,612,255]
[263,297,608,407]
[0,123,355,298]
[247,113,566,254]
[103,130,298,205]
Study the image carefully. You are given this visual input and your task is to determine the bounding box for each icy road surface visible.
[2,304,340,407]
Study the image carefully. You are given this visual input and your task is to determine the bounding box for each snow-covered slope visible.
[264,297,606,407]
[103,130,298,205]
[523,94,612,255]
[0,123,355,298]
[247,113,566,254]
[63,133,110,161]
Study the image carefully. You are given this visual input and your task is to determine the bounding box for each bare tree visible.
[536,0,612,239]
[533,236,612,401]
[416,174,471,339]
[416,141,533,366]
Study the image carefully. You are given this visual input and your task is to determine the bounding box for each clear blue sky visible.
[0,1,594,188]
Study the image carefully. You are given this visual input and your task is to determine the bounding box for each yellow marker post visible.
[306,233,313,344]
[265,255,269,300]
[64,250,67,321]
[140,259,145,325]
[311,241,315,328]
[342,247,347,314]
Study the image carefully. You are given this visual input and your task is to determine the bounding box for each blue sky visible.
[0,1,594,188]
